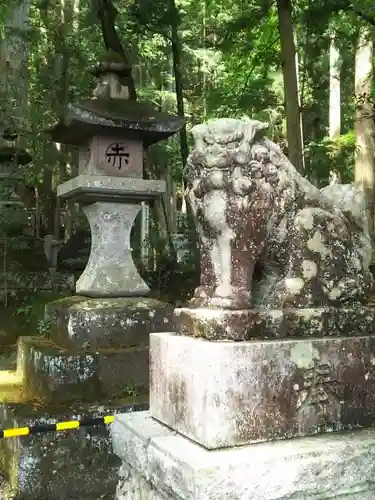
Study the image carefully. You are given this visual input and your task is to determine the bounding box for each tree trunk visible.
[328,32,341,184]
[168,0,199,262]
[164,53,177,234]
[354,26,375,243]
[140,201,150,266]
[52,0,72,243]
[37,0,75,239]
[329,34,341,140]
[63,0,80,242]
[0,0,29,137]
[0,0,30,222]
[169,0,189,168]
[276,0,304,173]
[137,63,150,265]
[202,0,207,119]
[144,150,177,264]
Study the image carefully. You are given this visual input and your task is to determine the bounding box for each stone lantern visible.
[19,54,185,417]
[50,55,184,297]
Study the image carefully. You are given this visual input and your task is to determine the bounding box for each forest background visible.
[0,0,374,307]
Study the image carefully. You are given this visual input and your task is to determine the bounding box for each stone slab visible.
[175,306,375,340]
[46,296,175,349]
[0,401,147,499]
[57,175,166,204]
[150,332,375,449]
[111,411,375,500]
[17,336,149,403]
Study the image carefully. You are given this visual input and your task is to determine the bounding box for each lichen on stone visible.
[185,116,374,313]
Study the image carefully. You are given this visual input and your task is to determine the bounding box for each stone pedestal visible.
[57,175,165,298]
[111,327,375,499]
[150,331,375,449]
[111,411,375,500]
[45,296,174,349]
[16,297,175,403]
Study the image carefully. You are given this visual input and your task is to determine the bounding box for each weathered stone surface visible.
[17,336,149,402]
[186,117,373,311]
[79,201,149,297]
[57,175,166,205]
[116,463,169,500]
[46,296,174,349]
[111,411,375,500]
[175,306,375,340]
[0,401,147,499]
[79,136,144,178]
[150,332,375,449]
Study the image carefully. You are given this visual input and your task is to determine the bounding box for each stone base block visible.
[46,296,174,349]
[17,336,149,403]
[0,401,146,499]
[150,332,375,449]
[175,306,375,340]
[111,411,375,500]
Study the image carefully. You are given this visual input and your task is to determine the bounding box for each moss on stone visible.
[47,295,88,308]
[19,336,66,354]
[48,295,166,312]
[0,392,148,417]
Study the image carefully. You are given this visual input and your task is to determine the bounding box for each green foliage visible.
[14,303,33,319]
[122,382,142,397]
[14,302,53,337]
[36,315,53,336]
[11,293,64,335]
[305,132,356,186]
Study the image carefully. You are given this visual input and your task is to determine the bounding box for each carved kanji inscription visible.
[296,358,340,416]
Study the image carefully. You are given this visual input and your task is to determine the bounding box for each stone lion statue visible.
[186,117,374,309]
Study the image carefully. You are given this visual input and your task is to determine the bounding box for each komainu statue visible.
[186,117,374,309]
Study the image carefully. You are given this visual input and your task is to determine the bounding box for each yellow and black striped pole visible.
[0,403,148,439]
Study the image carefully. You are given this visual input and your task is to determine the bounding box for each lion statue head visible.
[185,117,298,223]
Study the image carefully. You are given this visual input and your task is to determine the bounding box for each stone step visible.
[17,336,148,404]
[0,397,148,499]
[45,296,175,349]
[0,370,23,404]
